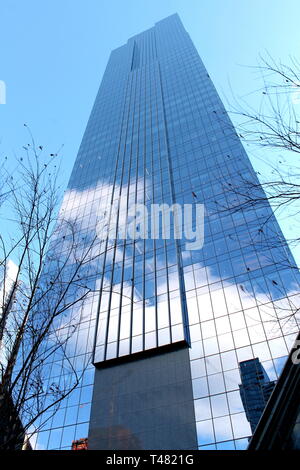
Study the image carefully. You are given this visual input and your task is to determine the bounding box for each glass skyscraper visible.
[34,14,300,450]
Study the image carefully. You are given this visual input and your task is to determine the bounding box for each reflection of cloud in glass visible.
[231,413,251,439]
[188,258,298,447]
[214,415,233,442]
[196,420,214,446]
[60,178,187,363]
[42,171,300,449]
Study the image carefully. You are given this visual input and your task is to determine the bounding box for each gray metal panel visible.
[88,343,197,449]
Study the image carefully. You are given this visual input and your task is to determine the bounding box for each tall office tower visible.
[34,14,300,450]
[239,358,276,432]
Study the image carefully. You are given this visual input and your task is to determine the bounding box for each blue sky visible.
[1,0,299,262]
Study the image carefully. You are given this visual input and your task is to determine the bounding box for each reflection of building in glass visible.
[33,14,300,450]
[239,358,276,432]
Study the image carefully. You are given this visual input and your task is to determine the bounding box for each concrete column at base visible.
[88,343,197,450]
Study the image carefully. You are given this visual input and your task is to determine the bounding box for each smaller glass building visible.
[239,358,276,432]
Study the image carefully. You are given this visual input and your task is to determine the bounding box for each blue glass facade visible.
[34,14,300,450]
